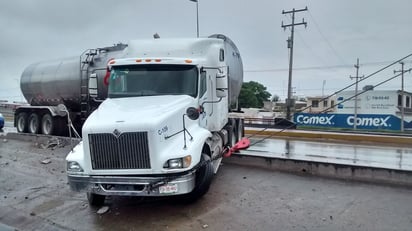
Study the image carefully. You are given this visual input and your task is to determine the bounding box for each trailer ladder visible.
[79,49,98,121]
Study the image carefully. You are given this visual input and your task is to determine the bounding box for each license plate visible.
[159,184,178,194]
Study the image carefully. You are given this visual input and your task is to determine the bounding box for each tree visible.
[271,94,280,102]
[238,81,271,108]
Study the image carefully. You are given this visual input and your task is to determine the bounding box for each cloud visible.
[0,0,411,101]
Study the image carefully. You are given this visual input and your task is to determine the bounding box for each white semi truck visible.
[66,34,245,205]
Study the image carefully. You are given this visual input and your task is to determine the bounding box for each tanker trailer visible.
[66,34,246,204]
[15,43,127,135]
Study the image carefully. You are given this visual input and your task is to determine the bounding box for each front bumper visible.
[68,171,195,196]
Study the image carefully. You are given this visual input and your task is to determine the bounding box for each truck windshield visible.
[108,65,198,98]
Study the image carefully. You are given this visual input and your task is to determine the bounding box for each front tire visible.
[183,154,214,203]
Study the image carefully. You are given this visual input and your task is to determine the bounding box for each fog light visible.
[67,161,84,172]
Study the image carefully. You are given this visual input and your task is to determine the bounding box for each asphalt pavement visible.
[1,136,412,230]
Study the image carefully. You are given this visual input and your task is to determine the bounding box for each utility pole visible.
[394,62,412,132]
[282,7,307,120]
[350,58,364,130]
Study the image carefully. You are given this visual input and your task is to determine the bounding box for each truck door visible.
[198,70,210,128]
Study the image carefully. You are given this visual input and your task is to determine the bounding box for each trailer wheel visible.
[184,154,214,203]
[87,192,106,206]
[41,113,55,135]
[16,112,28,133]
[28,113,40,134]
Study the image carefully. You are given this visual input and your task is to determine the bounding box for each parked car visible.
[0,113,4,129]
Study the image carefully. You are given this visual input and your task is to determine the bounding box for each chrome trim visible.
[88,132,151,170]
[67,172,196,196]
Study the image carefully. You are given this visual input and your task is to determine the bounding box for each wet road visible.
[243,137,412,171]
[1,136,412,230]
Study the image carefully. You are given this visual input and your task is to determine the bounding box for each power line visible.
[313,53,412,114]
[295,30,329,65]
[244,60,412,73]
[307,9,348,65]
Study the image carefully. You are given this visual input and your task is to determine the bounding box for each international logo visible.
[113,129,121,138]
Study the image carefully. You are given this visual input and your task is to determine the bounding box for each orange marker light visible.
[109,60,116,65]
[136,59,142,63]
[155,59,161,62]
[145,59,152,62]
[185,59,193,63]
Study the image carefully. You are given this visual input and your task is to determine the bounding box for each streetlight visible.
[189,0,199,37]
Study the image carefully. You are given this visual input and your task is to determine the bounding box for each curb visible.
[245,129,412,145]
[223,154,412,187]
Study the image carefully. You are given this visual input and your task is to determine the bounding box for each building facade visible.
[294,90,412,131]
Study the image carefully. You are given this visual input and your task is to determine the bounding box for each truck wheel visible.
[87,192,106,206]
[41,113,55,135]
[16,112,28,133]
[184,154,214,203]
[28,113,40,134]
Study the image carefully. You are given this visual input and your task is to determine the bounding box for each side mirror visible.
[216,72,228,98]
[186,107,200,120]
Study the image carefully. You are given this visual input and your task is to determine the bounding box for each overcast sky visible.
[1,0,412,102]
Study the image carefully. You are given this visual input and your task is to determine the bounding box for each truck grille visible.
[88,132,151,170]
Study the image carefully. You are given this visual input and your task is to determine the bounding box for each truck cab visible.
[66,35,244,205]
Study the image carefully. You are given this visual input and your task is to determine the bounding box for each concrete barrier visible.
[245,128,412,145]
[224,154,412,188]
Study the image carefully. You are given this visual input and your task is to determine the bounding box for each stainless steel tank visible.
[20,44,127,110]
[209,34,243,106]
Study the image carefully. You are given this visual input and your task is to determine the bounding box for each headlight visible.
[163,155,192,169]
[67,161,84,173]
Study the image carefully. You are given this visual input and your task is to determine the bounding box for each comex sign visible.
[346,115,390,127]
[294,113,402,130]
[296,114,335,125]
